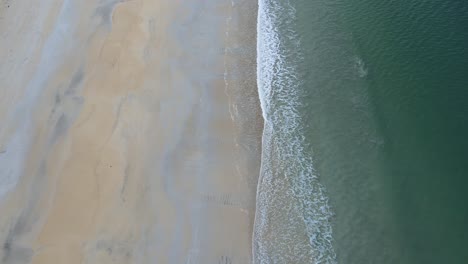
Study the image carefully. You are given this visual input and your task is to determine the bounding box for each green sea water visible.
[291,0,468,263]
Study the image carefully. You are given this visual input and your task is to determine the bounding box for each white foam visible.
[253,0,337,263]
[354,56,368,78]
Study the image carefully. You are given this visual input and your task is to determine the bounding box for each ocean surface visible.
[254,0,468,263]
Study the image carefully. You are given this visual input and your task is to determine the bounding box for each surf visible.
[253,0,337,263]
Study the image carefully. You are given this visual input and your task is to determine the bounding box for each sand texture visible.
[0,0,261,263]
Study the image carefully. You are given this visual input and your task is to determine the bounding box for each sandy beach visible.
[0,0,261,263]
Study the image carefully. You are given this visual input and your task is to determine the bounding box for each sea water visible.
[254,0,468,263]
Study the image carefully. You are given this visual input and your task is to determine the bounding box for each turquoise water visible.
[255,0,468,263]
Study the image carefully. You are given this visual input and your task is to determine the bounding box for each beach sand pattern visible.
[0,0,261,263]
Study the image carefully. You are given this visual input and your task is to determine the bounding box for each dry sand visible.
[0,0,261,263]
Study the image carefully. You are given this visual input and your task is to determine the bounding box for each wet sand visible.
[0,0,261,263]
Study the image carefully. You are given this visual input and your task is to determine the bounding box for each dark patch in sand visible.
[65,67,84,96]
[94,0,131,28]
[51,114,68,141]
[200,193,245,208]
[218,256,233,264]
[2,216,36,264]
[85,239,134,262]
[1,164,50,262]
[1,241,33,264]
